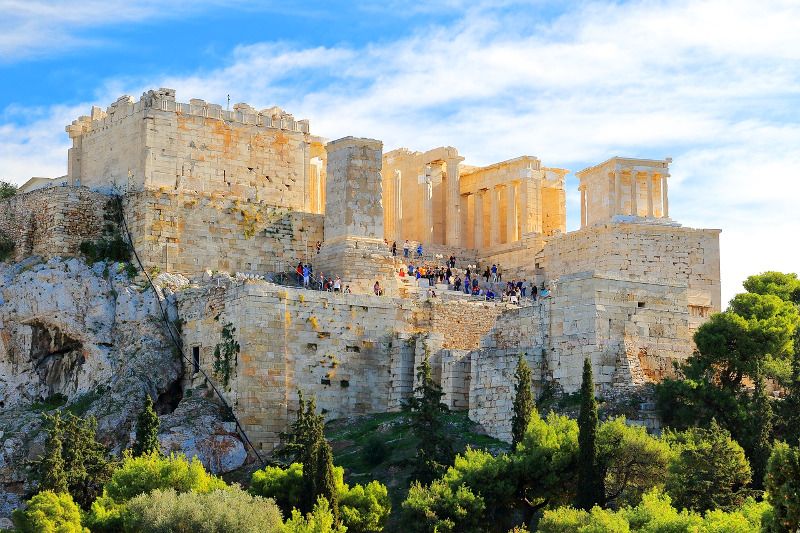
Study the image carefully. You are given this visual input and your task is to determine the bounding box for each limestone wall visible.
[66,89,323,209]
[177,282,417,452]
[0,187,107,263]
[124,190,323,276]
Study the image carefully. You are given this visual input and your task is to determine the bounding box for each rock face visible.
[0,257,243,518]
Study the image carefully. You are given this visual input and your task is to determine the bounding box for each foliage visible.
[122,487,283,533]
[777,330,800,445]
[0,231,14,262]
[132,395,160,457]
[213,322,240,388]
[743,271,800,304]
[403,353,454,484]
[764,441,800,532]
[401,479,486,533]
[39,419,68,495]
[576,358,602,509]
[664,421,752,513]
[363,434,390,466]
[596,417,672,508]
[285,496,347,533]
[749,369,773,490]
[0,180,16,199]
[11,491,88,533]
[314,438,340,525]
[250,462,390,533]
[511,354,535,450]
[103,451,227,503]
[34,412,114,509]
[538,489,770,532]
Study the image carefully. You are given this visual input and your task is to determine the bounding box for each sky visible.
[0,0,797,306]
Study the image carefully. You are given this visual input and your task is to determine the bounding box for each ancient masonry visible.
[0,89,721,447]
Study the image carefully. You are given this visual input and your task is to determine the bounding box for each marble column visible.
[506,182,518,242]
[461,194,470,248]
[662,173,669,218]
[519,176,530,235]
[532,172,543,233]
[474,189,485,249]
[489,186,500,246]
[393,169,402,241]
[630,170,639,216]
[446,158,463,248]
[646,171,654,217]
[422,166,433,244]
[580,185,587,227]
[614,169,621,217]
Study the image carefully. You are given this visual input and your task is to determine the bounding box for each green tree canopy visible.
[511,354,535,450]
[11,491,87,533]
[132,395,160,457]
[576,358,602,510]
[764,441,800,532]
[743,271,800,304]
[0,180,16,200]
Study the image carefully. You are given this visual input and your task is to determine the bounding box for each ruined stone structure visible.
[0,89,721,447]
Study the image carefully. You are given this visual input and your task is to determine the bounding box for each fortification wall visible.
[124,190,323,276]
[67,90,322,209]
[177,282,417,452]
[0,187,107,263]
[543,223,721,314]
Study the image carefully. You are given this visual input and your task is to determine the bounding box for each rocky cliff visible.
[0,257,246,518]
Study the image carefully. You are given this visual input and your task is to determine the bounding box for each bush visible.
[363,434,390,466]
[250,462,306,516]
[0,180,16,200]
[285,496,346,533]
[764,441,800,532]
[104,452,228,503]
[401,479,486,533]
[122,487,284,533]
[339,480,391,533]
[537,505,629,533]
[11,491,88,533]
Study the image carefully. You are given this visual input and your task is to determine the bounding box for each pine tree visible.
[511,354,535,450]
[783,330,800,445]
[576,357,603,510]
[404,352,454,484]
[39,414,68,494]
[750,367,773,490]
[314,439,340,525]
[133,395,160,457]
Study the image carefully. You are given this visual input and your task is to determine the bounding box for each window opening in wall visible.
[321,378,331,386]
[637,301,646,308]
[340,380,350,388]
[192,346,200,374]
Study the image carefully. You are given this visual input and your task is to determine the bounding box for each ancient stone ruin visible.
[1,88,720,451]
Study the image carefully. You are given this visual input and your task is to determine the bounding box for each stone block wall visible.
[124,190,323,276]
[177,282,417,452]
[0,187,108,262]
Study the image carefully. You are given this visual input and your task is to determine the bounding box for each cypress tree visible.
[511,353,535,450]
[314,439,340,525]
[576,357,603,510]
[133,394,160,457]
[300,396,322,513]
[783,330,800,445]
[39,414,68,494]
[750,367,773,490]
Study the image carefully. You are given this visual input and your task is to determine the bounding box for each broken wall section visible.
[0,187,108,263]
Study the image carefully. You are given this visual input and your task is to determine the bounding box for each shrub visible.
[363,434,390,466]
[0,180,16,200]
[11,491,88,533]
[537,505,629,533]
[764,441,800,532]
[250,462,306,516]
[339,480,391,533]
[103,452,227,503]
[122,487,283,533]
[285,496,346,533]
[401,479,486,533]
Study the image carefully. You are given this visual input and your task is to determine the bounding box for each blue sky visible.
[1,0,798,305]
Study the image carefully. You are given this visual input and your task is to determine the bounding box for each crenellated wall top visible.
[65,88,311,139]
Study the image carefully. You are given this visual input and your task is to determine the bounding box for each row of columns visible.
[467,174,538,249]
[612,168,669,218]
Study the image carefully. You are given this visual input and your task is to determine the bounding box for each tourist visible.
[302,264,311,288]
[483,267,491,282]
[408,263,414,276]
[344,285,351,294]
[318,272,325,291]
[333,276,341,292]
[316,241,321,254]
[416,243,423,258]
[374,281,383,296]
[399,267,405,278]
[486,288,496,301]
[427,287,437,298]
[520,279,527,298]
[403,239,410,258]
[391,241,397,256]
[446,266,452,281]
[497,264,502,282]
[531,283,538,301]
[540,285,550,299]
[454,276,462,291]
[491,264,497,282]
[449,255,456,268]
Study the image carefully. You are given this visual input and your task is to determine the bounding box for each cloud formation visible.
[1,0,798,304]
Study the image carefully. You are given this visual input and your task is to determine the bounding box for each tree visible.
[285,496,347,533]
[401,479,486,533]
[749,367,773,491]
[576,358,602,510]
[36,413,114,509]
[403,353,454,484]
[132,395,160,457]
[11,491,87,533]
[777,330,800,445]
[314,439,340,526]
[39,420,68,495]
[764,441,800,532]
[511,354,535,450]
[664,420,752,512]
[0,180,16,200]
[743,271,800,304]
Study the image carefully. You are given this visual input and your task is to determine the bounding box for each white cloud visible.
[1,0,798,304]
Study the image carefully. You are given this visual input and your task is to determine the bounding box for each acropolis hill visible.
[0,88,720,457]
